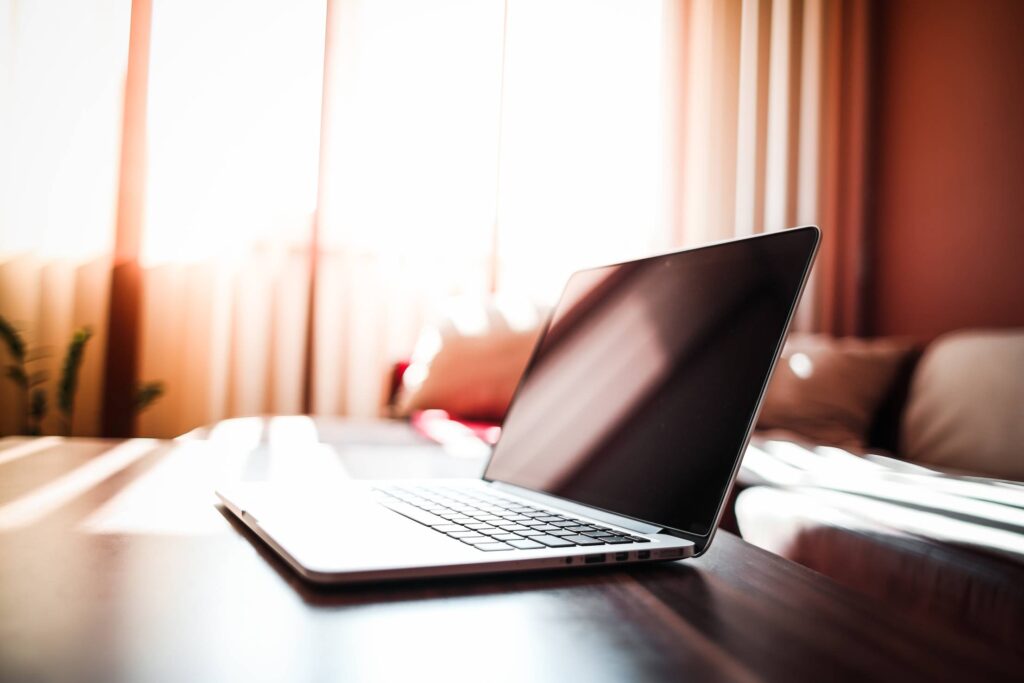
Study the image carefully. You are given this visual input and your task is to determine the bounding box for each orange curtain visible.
[668,0,875,335]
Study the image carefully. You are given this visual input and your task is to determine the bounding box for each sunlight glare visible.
[788,352,814,379]
[207,416,265,452]
[0,436,63,467]
[80,441,225,535]
[0,439,160,530]
[142,0,326,265]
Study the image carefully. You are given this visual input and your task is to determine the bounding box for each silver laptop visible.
[217,227,820,584]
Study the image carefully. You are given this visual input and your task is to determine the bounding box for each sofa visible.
[393,302,1024,653]
[734,329,1024,653]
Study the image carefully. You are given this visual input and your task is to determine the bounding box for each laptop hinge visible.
[488,481,662,535]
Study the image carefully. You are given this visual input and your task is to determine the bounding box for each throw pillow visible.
[902,329,1024,480]
[757,334,914,449]
[396,298,545,421]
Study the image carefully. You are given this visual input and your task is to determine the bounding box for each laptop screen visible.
[484,228,818,536]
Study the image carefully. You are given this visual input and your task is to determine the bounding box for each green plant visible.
[0,316,48,435]
[57,327,93,436]
[135,381,165,413]
[0,315,165,436]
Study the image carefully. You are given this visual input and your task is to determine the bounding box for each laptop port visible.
[638,550,651,560]
[614,552,629,562]
[584,554,606,564]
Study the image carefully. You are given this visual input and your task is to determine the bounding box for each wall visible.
[868,0,1024,340]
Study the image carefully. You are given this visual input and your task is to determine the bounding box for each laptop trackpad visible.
[222,482,477,573]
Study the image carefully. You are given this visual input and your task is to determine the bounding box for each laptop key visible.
[533,525,560,532]
[624,536,650,543]
[567,526,597,533]
[499,524,529,531]
[476,542,514,551]
[494,533,524,541]
[518,529,545,537]
[537,516,563,523]
[601,536,632,544]
[459,536,492,545]
[551,521,578,528]
[532,535,574,548]
[563,535,604,546]
[549,530,575,537]
[508,539,545,550]
[448,531,481,538]
[434,524,468,533]
[380,501,447,526]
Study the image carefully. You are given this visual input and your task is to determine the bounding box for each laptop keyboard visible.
[374,485,651,552]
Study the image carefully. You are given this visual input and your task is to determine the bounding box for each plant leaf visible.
[30,388,47,421]
[134,381,165,413]
[25,348,50,363]
[0,315,26,362]
[6,364,27,388]
[58,327,93,416]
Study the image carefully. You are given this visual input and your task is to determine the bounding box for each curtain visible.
[668,0,873,335]
[311,0,670,419]
[0,0,874,439]
[0,0,130,437]
[134,0,326,436]
[670,0,829,324]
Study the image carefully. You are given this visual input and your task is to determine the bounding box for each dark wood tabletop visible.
[0,432,1020,682]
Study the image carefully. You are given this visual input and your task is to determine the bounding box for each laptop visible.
[217,226,820,584]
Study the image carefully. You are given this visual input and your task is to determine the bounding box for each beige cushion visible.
[757,334,914,449]
[397,299,544,421]
[902,329,1024,480]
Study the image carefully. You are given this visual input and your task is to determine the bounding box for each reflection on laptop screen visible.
[484,228,817,536]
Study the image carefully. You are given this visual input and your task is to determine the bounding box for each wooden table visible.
[0,431,1020,682]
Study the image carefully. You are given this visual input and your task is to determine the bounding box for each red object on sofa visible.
[389,360,502,447]
[409,409,501,447]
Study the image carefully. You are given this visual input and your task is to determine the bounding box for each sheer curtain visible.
[668,0,872,336]
[135,0,326,436]
[312,0,506,418]
[495,0,670,298]
[670,0,830,329]
[0,0,871,438]
[311,0,669,418]
[0,0,130,436]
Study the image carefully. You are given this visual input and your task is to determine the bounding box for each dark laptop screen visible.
[484,228,818,536]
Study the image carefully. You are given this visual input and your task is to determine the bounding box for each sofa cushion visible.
[757,334,914,449]
[903,329,1024,480]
